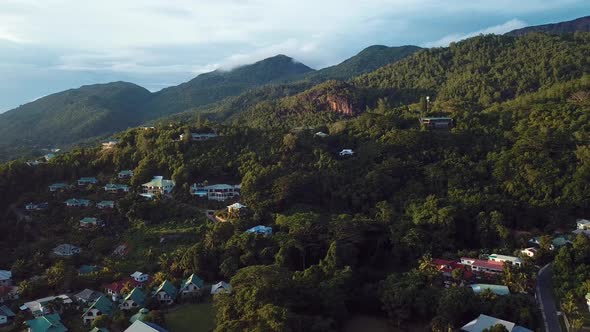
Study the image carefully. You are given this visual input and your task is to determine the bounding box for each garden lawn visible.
[165,302,216,332]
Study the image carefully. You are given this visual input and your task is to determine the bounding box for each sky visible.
[0,0,588,112]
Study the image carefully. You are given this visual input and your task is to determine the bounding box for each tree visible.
[482,324,509,332]
[420,96,428,114]
[92,315,110,328]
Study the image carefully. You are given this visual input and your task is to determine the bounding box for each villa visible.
[141,176,175,198]
[190,183,241,201]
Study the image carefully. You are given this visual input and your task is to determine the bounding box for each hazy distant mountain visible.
[506,15,590,36]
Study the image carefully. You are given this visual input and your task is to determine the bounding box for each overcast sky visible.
[0,0,588,112]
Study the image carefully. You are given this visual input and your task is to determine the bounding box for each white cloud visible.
[423,19,528,47]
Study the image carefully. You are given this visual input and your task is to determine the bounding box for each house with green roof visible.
[141,176,175,198]
[120,287,145,311]
[25,313,68,332]
[97,201,115,209]
[129,308,150,323]
[153,280,177,305]
[79,217,103,228]
[65,198,91,207]
[78,177,98,186]
[179,274,204,298]
[82,296,113,325]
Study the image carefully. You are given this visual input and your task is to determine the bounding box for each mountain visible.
[143,55,315,118]
[506,15,590,36]
[305,45,422,82]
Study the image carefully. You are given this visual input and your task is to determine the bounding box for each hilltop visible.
[506,15,590,36]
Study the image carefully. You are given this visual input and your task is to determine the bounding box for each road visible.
[536,263,562,332]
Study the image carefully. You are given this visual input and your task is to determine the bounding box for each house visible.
[0,271,11,287]
[420,117,454,129]
[339,149,354,156]
[124,320,168,332]
[130,272,149,283]
[21,295,73,317]
[25,202,49,211]
[104,184,130,193]
[129,308,150,323]
[180,132,218,141]
[469,284,510,296]
[53,244,81,257]
[104,279,143,301]
[179,274,205,297]
[577,219,590,231]
[0,305,15,325]
[0,286,19,303]
[79,217,103,228]
[120,288,146,310]
[97,201,115,209]
[49,183,68,192]
[101,140,119,150]
[27,160,43,166]
[246,225,273,236]
[227,203,247,216]
[461,314,533,332]
[211,281,231,295]
[529,235,572,250]
[314,131,329,138]
[44,153,56,161]
[25,313,68,332]
[431,259,474,283]
[118,170,134,179]
[488,254,522,267]
[78,177,98,186]
[520,248,537,258]
[153,280,177,305]
[460,257,505,275]
[65,198,91,207]
[190,183,241,201]
[74,289,103,304]
[113,243,129,256]
[141,176,175,197]
[81,296,113,325]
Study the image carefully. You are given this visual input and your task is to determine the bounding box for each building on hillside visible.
[314,131,329,138]
[179,274,204,297]
[577,219,590,231]
[190,183,241,201]
[119,288,145,311]
[179,132,218,141]
[21,295,73,317]
[0,271,12,287]
[460,257,505,275]
[420,117,454,129]
[53,244,81,257]
[469,284,510,296]
[130,272,149,283]
[0,286,19,303]
[101,140,119,150]
[112,243,128,257]
[25,313,68,332]
[43,153,56,161]
[73,289,103,304]
[25,202,49,211]
[81,296,113,325]
[49,183,68,192]
[488,254,522,267]
[520,248,538,258]
[97,201,115,209]
[152,280,177,305]
[79,217,103,228]
[124,320,168,332]
[105,279,144,302]
[339,149,354,156]
[211,281,231,295]
[104,184,130,193]
[461,314,533,332]
[431,259,474,284]
[26,160,43,167]
[0,305,15,325]
[141,176,175,198]
[227,202,247,217]
[65,198,91,208]
[246,225,273,236]
[118,170,134,179]
[77,177,98,186]
[529,235,572,250]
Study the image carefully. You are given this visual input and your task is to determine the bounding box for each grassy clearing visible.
[165,302,216,332]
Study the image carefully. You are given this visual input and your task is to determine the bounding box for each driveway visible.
[537,263,562,332]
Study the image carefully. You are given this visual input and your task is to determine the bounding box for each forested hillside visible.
[506,15,590,36]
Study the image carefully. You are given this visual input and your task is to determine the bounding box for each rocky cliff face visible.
[327,94,354,116]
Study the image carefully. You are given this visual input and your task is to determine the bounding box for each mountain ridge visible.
[506,15,590,36]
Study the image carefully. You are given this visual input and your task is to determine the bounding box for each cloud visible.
[423,19,527,47]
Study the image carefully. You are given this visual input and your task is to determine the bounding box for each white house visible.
[488,254,522,267]
[153,280,177,305]
[339,149,354,156]
[461,314,533,332]
[125,320,167,332]
[102,140,119,150]
[21,295,73,317]
[130,272,149,283]
[81,296,113,325]
[211,281,231,295]
[520,248,537,258]
[314,131,329,138]
[119,288,145,311]
[141,176,175,197]
[180,132,218,141]
[578,219,590,231]
[53,244,81,257]
[179,274,204,297]
[190,183,241,201]
[0,271,11,287]
[104,184,130,193]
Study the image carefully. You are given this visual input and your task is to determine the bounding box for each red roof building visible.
[432,259,475,281]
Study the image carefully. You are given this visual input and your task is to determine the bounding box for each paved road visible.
[537,263,562,332]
